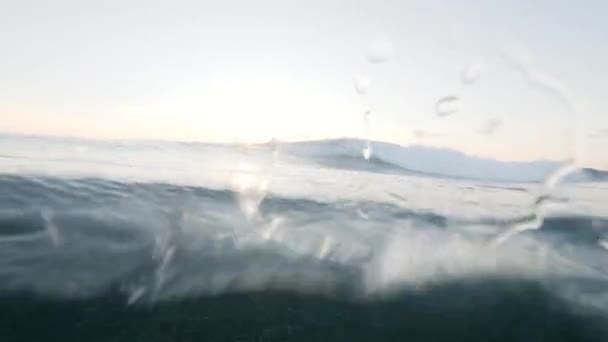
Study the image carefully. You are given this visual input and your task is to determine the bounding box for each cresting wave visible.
[1,175,607,307]
[1,136,608,340]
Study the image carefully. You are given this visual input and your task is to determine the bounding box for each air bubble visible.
[435,96,461,117]
[353,75,370,95]
[366,36,393,64]
[461,61,483,85]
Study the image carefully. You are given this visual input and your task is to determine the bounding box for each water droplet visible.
[477,119,503,135]
[543,160,578,190]
[318,236,334,259]
[362,143,372,160]
[41,209,61,246]
[356,209,369,219]
[367,36,393,64]
[353,75,370,95]
[461,61,483,85]
[489,214,544,247]
[435,96,461,117]
[269,137,281,159]
[127,286,147,306]
[490,161,579,247]
[153,245,175,298]
[261,217,283,241]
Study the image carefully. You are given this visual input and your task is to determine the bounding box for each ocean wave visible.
[1,174,607,319]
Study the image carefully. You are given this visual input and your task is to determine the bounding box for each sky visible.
[1,0,607,168]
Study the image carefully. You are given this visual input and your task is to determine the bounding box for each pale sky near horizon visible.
[1,0,607,167]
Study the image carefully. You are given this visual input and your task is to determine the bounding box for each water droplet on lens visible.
[354,75,370,95]
[127,286,147,306]
[461,61,483,85]
[356,209,369,219]
[435,96,461,117]
[477,119,503,135]
[318,236,334,259]
[367,36,393,64]
[42,209,61,246]
[363,110,371,123]
[543,160,578,190]
[362,143,372,160]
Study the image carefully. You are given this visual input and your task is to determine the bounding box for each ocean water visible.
[1,134,608,341]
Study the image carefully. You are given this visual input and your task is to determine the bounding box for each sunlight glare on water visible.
[232,162,270,218]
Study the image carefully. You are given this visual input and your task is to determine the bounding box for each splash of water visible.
[126,286,147,306]
[41,208,61,246]
[362,143,372,161]
[456,51,583,246]
[318,236,334,259]
[362,110,372,160]
[260,216,283,241]
[490,160,579,247]
[231,144,277,219]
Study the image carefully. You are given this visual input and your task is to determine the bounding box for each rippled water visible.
[1,134,607,341]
